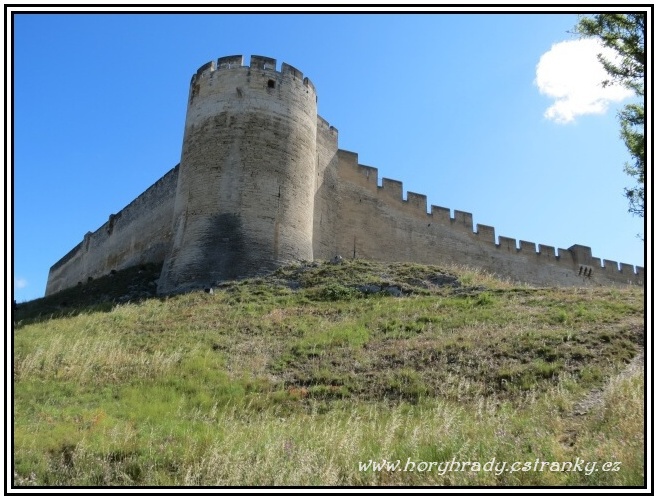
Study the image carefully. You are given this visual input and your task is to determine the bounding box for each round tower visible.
[158,55,318,294]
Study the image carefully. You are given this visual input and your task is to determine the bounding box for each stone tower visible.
[158,55,318,294]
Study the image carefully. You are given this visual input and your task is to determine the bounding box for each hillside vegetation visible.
[12,260,645,487]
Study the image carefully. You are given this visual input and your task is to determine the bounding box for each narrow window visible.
[267,79,275,89]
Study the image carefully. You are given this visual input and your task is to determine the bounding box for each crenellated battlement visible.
[476,224,496,244]
[251,55,276,70]
[190,54,316,94]
[317,115,338,137]
[336,151,644,284]
[406,192,427,212]
[218,54,243,70]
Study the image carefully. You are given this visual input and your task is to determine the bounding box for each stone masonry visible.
[45,55,645,296]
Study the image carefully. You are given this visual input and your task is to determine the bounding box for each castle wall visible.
[45,166,179,295]
[45,55,644,297]
[327,151,644,287]
[313,115,341,260]
[158,56,319,294]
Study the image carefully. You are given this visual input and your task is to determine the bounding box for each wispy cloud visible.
[535,38,633,124]
[15,277,28,290]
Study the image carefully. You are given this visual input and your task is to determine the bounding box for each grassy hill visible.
[12,260,645,487]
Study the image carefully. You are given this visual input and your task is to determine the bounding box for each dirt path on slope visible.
[560,347,645,448]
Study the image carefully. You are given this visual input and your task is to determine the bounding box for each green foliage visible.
[576,14,645,95]
[308,282,361,301]
[575,14,645,220]
[385,368,428,401]
[288,323,369,359]
[619,102,645,218]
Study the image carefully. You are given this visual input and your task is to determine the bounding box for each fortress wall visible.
[330,153,644,286]
[45,54,644,296]
[313,115,341,259]
[45,166,179,295]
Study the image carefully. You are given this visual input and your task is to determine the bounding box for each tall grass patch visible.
[12,261,644,486]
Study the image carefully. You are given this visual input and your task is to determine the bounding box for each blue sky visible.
[10,8,647,302]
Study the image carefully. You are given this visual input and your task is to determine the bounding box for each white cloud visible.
[15,277,28,289]
[535,38,633,124]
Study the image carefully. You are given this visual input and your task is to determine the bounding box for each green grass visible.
[12,260,645,487]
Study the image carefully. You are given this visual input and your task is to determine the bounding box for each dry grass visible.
[14,331,184,383]
[12,260,646,487]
